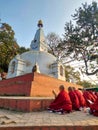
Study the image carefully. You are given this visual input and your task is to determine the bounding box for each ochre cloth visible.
[83,91,96,107]
[49,90,72,112]
[74,90,86,107]
[69,91,80,110]
[90,98,98,116]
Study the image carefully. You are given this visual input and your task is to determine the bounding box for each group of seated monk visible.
[48,85,98,116]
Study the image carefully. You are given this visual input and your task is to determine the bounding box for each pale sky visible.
[0,0,94,48]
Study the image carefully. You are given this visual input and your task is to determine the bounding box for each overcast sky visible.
[0,0,94,48]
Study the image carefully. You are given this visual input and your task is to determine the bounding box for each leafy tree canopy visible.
[61,1,98,76]
[17,46,29,54]
[0,23,19,72]
[0,22,30,73]
[77,80,96,88]
[65,65,81,83]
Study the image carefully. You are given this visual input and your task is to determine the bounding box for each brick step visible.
[0,126,98,130]
[0,97,53,112]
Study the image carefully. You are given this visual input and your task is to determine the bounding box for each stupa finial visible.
[37,20,43,28]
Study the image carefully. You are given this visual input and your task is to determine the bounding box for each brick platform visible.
[0,97,53,112]
[0,109,97,130]
[0,72,82,97]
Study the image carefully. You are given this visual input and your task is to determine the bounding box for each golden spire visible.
[37,20,43,27]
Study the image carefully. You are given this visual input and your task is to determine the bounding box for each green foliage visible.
[77,80,96,88]
[65,65,81,83]
[63,1,98,75]
[0,23,19,72]
[18,47,29,54]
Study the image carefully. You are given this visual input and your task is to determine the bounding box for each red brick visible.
[4,99,9,109]
[75,126,83,130]
[9,99,17,110]
[60,127,67,130]
[50,127,58,130]
[30,100,41,111]
[92,126,98,130]
[0,99,4,108]
[33,126,41,130]
[67,126,74,130]
[41,127,49,130]
[42,100,53,109]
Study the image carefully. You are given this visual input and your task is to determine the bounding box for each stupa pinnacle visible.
[37,20,43,28]
[30,20,48,52]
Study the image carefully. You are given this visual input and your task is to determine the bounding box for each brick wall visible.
[0,73,33,96]
[0,72,82,97]
[0,97,53,112]
[30,73,82,97]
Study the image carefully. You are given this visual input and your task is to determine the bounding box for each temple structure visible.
[7,20,65,81]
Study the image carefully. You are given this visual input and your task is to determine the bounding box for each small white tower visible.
[30,20,48,52]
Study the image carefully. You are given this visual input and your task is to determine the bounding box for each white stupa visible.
[7,20,65,81]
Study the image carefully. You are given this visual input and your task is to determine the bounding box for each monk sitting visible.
[68,87,80,111]
[48,85,72,114]
[90,97,98,116]
[83,90,95,107]
[73,87,86,109]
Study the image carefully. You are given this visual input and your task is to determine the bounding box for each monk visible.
[83,90,96,107]
[89,91,97,101]
[90,97,98,116]
[73,87,86,108]
[48,85,72,114]
[68,87,80,110]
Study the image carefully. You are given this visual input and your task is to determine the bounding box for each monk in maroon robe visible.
[89,91,97,101]
[49,85,72,113]
[83,90,95,107]
[68,87,80,110]
[90,97,98,116]
[73,87,86,108]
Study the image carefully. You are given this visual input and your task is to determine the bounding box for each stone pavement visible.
[0,109,98,127]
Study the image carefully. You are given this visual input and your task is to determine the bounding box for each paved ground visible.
[0,109,98,127]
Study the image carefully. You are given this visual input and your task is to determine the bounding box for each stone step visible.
[0,110,97,130]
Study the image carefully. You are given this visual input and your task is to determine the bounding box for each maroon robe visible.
[69,91,80,110]
[49,90,72,112]
[89,91,97,101]
[74,90,86,107]
[90,98,98,116]
[83,91,96,107]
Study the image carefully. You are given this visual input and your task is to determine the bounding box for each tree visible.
[18,46,29,54]
[65,65,81,83]
[0,23,19,72]
[46,32,64,60]
[62,1,98,75]
[77,80,96,88]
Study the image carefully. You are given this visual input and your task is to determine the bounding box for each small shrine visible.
[7,20,66,81]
